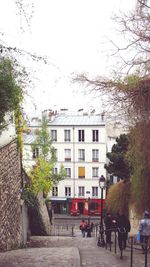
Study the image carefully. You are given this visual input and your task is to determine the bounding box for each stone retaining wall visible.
[0,139,22,251]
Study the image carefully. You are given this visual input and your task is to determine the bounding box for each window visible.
[64,130,71,142]
[92,167,99,178]
[32,147,39,159]
[78,167,85,178]
[78,130,84,142]
[52,187,58,196]
[92,187,98,197]
[92,130,99,142]
[65,168,71,178]
[78,186,85,197]
[65,187,71,197]
[64,149,71,161]
[53,167,58,175]
[51,130,57,141]
[78,149,85,161]
[92,149,99,162]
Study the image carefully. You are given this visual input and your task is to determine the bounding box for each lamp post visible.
[97,175,106,247]
[88,197,90,224]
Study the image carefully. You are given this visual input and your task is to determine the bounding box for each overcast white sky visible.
[0,0,136,117]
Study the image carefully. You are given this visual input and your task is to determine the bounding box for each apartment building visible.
[23,109,107,215]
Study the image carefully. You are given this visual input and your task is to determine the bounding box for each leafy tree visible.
[105,134,130,180]
[28,118,66,196]
[0,58,24,129]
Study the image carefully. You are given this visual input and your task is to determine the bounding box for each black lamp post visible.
[97,175,106,247]
[88,197,90,224]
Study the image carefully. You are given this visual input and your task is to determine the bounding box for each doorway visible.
[78,202,84,214]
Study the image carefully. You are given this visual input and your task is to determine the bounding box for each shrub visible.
[106,180,131,216]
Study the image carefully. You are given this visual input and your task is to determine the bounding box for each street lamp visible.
[97,175,106,247]
[88,197,91,224]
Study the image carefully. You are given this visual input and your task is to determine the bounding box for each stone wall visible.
[0,139,23,251]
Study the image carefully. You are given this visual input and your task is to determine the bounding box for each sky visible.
[0,0,136,118]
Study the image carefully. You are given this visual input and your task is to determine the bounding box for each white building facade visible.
[23,110,107,215]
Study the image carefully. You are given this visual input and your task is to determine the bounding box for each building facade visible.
[23,110,107,215]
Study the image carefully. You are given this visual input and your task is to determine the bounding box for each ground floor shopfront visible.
[51,197,105,216]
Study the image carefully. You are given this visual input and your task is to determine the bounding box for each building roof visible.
[48,114,105,126]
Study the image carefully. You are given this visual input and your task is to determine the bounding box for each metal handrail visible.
[50,224,75,237]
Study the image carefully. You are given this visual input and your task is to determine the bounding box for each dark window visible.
[32,147,39,159]
[92,130,99,142]
[65,187,71,196]
[78,130,84,142]
[52,187,58,196]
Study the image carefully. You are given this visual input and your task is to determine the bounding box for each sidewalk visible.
[0,231,149,267]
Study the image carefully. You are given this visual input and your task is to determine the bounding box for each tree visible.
[111,0,150,74]
[73,0,150,215]
[105,134,130,180]
[28,118,66,196]
[0,58,24,129]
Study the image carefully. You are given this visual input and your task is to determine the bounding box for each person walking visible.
[138,210,150,253]
[104,213,113,244]
[117,213,131,252]
[80,219,87,238]
[86,222,92,237]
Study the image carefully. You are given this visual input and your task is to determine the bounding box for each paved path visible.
[0,230,150,267]
[0,246,80,267]
[28,235,150,267]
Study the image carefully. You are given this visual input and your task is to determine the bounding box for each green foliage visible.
[127,123,150,215]
[32,118,53,160]
[124,75,140,87]
[0,58,24,130]
[106,180,131,216]
[29,118,65,195]
[105,134,131,180]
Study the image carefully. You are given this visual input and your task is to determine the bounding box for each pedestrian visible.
[138,210,150,253]
[117,212,131,251]
[86,222,92,237]
[47,202,53,225]
[91,222,94,232]
[79,219,87,238]
[104,212,113,244]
